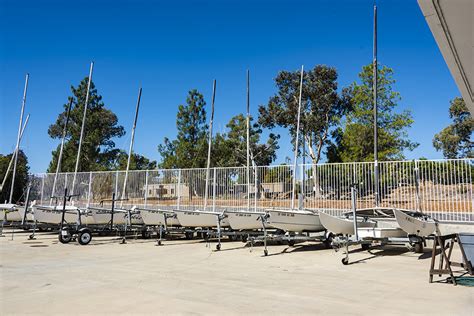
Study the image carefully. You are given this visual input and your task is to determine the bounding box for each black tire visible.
[185,231,194,240]
[59,230,72,244]
[264,249,268,256]
[241,235,248,243]
[141,230,151,239]
[216,244,221,251]
[78,230,92,245]
[361,243,370,250]
[414,242,423,253]
[288,239,296,247]
[342,257,349,265]
[323,233,334,249]
[157,240,162,246]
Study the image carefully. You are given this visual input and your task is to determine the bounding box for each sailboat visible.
[174,80,230,229]
[33,63,94,226]
[225,70,268,231]
[393,208,436,237]
[264,66,325,234]
[0,74,34,224]
[139,208,180,227]
[319,7,427,251]
[89,87,144,227]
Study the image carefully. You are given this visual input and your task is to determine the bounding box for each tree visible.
[259,65,351,166]
[327,64,418,162]
[47,78,125,173]
[158,89,209,169]
[433,97,473,158]
[113,151,157,170]
[0,150,30,203]
[258,65,350,196]
[213,114,279,167]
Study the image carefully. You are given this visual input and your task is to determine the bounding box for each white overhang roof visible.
[418,0,473,113]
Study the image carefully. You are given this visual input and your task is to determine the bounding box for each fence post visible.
[114,170,119,199]
[300,164,304,210]
[87,172,92,207]
[177,169,182,210]
[144,170,149,208]
[212,168,217,212]
[40,175,45,204]
[254,165,258,212]
[414,160,421,212]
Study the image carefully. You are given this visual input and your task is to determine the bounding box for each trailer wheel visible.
[59,230,72,244]
[323,233,334,249]
[216,244,221,251]
[185,231,194,240]
[78,230,92,245]
[414,242,423,253]
[264,249,268,256]
[342,257,349,265]
[141,230,151,239]
[361,243,370,250]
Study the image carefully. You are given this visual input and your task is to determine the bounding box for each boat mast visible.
[246,70,251,211]
[50,99,73,203]
[204,80,216,210]
[0,114,29,194]
[9,73,29,204]
[373,5,379,207]
[291,66,304,210]
[71,61,94,196]
[120,87,142,208]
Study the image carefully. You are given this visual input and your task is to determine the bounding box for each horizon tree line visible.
[1,63,472,202]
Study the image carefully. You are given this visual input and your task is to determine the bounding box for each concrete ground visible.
[1,230,473,315]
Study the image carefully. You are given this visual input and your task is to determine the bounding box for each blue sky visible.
[0,0,460,173]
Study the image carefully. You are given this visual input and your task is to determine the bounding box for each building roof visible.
[418,0,473,113]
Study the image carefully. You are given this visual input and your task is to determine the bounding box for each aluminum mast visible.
[291,66,304,210]
[9,73,29,203]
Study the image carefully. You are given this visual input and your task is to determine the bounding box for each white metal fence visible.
[29,159,473,222]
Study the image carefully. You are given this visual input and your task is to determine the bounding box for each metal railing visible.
[29,158,473,223]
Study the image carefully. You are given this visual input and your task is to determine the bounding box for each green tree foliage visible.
[433,97,473,158]
[158,90,209,169]
[47,78,125,173]
[327,64,418,162]
[113,151,157,170]
[0,150,29,203]
[213,114,279,167]
[258,65,351,165]
[158,90,279,170]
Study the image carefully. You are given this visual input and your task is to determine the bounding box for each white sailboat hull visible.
[226,211,265,230]
[3,210,22,222]
[393,209,436,237]
[1,204,35,222]
[174,210,229,228]
[129,211,144,225]
[319,212,377,235]
[33,205,83,225]
[89,208,127,225]
[357,227,406,238]
[0,204,21,222]
[140,209,180,226]
[267,209,325,233]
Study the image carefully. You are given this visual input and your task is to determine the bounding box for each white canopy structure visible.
[418,0,473,113]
